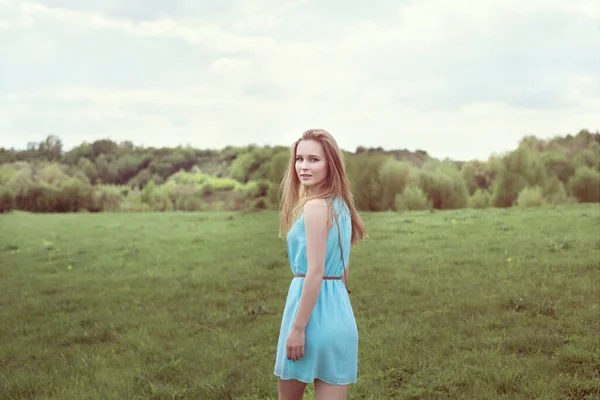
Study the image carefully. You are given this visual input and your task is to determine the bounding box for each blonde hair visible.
[278,128,367,246]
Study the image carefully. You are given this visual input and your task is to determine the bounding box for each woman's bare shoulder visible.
[304,199,333,230]
[305,198,328,207]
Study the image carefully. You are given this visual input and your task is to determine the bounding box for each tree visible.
[541,152,575,184]
[91,139,119,160]
[38,135,63,161]
[347,153,388,211]
[77,158,98,184]
[460,160,493,195]
[378,159,412,210]
[418,167,469,210]
[569,166,600,203]
[268,151,290,185]
[491,148,533,207]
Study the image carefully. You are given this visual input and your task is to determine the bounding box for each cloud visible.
[16,2,276,53]
[232,0,308,30]
[28,0,234,21]
[0,0,598,160]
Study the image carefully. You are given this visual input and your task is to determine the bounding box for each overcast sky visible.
[1,0,598,161]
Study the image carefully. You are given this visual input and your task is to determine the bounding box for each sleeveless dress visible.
[274,197,358,385]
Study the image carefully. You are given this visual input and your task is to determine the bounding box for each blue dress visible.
[274,197,358,385]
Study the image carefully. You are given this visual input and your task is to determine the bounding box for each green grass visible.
[1,204,599,399]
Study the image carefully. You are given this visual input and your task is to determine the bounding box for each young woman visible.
[274,129,367,400]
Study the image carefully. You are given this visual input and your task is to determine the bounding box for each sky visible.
[0,0,598,161]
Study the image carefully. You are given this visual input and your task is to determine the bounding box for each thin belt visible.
[294,273,343,280]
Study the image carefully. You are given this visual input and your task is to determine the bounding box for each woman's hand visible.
[286,326,305,362]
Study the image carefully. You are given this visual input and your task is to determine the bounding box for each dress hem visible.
[274,371,357,386]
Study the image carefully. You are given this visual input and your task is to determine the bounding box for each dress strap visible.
[333,201,351,294]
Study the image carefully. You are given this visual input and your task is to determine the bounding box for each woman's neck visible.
[306,186,324,197]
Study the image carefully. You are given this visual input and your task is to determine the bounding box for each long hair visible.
[278,128,367,246]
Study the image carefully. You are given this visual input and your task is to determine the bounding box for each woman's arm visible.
[291,198,329,330]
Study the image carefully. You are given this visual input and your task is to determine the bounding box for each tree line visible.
[0,129,598,213]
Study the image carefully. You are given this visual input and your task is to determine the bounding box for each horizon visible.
[2,127,599,163]
[1,0,599,161]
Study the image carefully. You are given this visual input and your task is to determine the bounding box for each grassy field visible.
[0,204,599,399]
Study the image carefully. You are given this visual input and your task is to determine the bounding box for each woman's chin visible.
[300,182,326,194]
[300,181,315,191]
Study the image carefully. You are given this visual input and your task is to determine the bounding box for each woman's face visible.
[295,139,328,193]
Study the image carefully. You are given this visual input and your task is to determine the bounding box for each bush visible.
[170,185,200,211]
[77,157,98,183]
[504,147,533,178]
[37,163,69,186]
[418,168,469,210]
[543,177,577,205]
[491,148,537,207]
[267,184,280,209]
[255,180,270,198]
[167,170,210,186]
[0,168,16,185]
[460,161,493,195]
[119,189,149,212]
[237,180,270,199]
[91,185,125,212]
[5,165,34,193]
[150,191,173,211]
[516,186,545,208]
[541,152,575,184]
[11,184,48,212]
[7,167,94,213]
[568,166,600,202]
[572,143,600,170]
[199,182,213,197]
[230,150,271,183]
[73,170,91,185]
[211,178,238,192]
[211,178,238,191]
[59,178,93,212]
[268,151,290,185]
[223,190,249,211]
[347,154,388,211]
[395,185,430,211]
[128,168,152,188]
[29,184,61,212]
[526,154,548,188]
[469,189,491,209]
[179,197,205,211]
[0,188,15,213]
[14,180,92,213]
[378,159,412,211]
[140,180,157,204]
[491,171,527,207]
[140,181,173,211]
[252,198,268,210]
